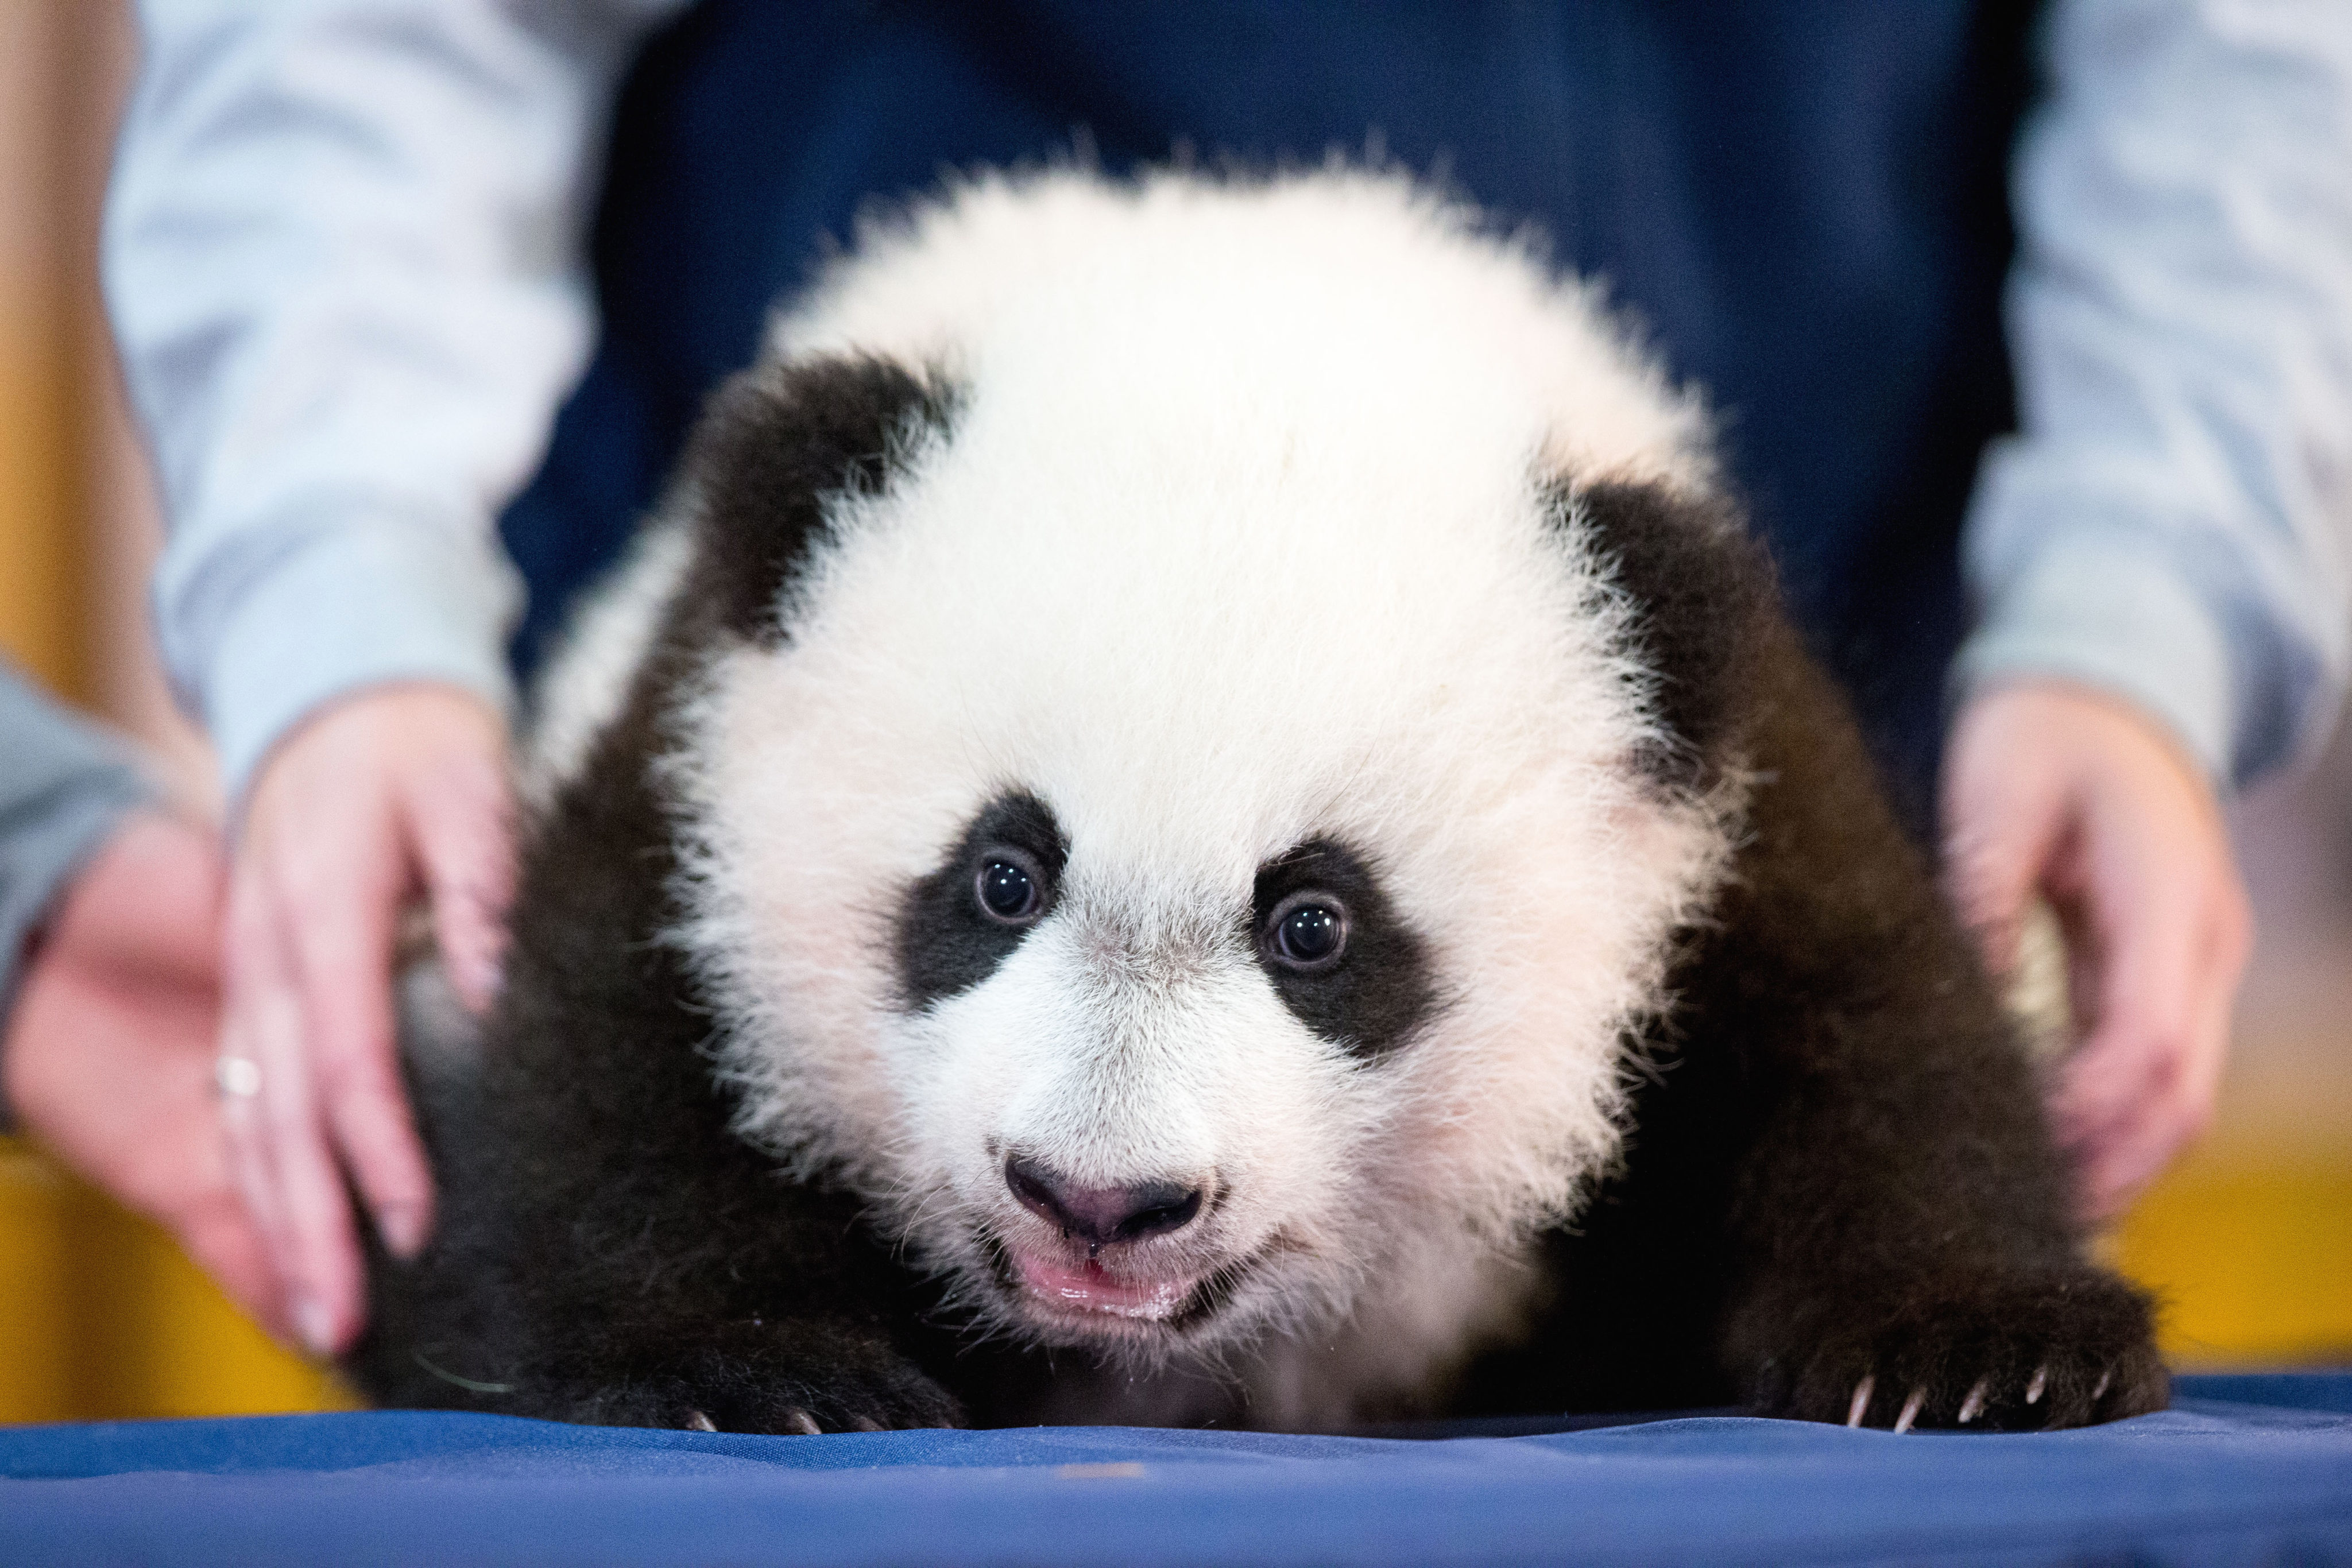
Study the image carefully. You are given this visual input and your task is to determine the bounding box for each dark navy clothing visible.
[502,0,2037,829]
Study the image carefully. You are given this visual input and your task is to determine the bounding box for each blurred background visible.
[0,3,2345,1423]
[0,0,343,1420]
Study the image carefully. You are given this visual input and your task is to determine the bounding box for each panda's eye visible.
[1266,892,1348,971]
[974,850,1046,924]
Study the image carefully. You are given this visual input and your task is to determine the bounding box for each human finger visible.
[216,874,318,1344]
[1940,706,2066,979]
[408,744,516,1016]
[2074,885,2246,1217]
[254,979,368,1358]
[2053,801,2231,1217]
[2049,857,2199,1132]
[281,810,435,1275]
[131,900,289,1337]
[173,1183,292,1342]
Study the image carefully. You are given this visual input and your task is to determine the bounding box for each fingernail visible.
[462,957,503,1012]
[295,1294,335,1358]
[380,1203,427,1260]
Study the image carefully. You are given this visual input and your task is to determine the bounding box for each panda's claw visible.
[683,1408,719,1433]
[784,1408,823,1436]
[849,1415,884,1432]
[1755,1269,2163,1432]
[1845,1374,1875,1428]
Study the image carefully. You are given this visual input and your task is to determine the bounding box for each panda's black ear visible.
[676,354,958,644]
[1560,479,1779,795]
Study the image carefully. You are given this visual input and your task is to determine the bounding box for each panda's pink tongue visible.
[1014,1252,1192,1321]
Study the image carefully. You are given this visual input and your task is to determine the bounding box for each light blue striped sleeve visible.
[1955,0,2352,789]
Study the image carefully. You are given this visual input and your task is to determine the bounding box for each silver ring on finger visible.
[214,1055,264,1100]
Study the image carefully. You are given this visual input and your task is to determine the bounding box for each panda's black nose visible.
[1004,1154,1204,1245]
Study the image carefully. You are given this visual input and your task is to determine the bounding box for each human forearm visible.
[1959,0,2352,788]
[107,0,685,800]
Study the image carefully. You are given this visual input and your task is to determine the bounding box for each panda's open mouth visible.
[1009,1249,1201,1322]
[983,1234,1262,1339]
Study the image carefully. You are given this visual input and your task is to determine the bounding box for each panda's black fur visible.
[351,173,2164,1436]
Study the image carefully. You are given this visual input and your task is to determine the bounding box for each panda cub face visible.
[663,171,1734,1368]
[889,793,1437,1341]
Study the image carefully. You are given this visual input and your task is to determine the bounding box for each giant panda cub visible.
[357,168,2167,1437]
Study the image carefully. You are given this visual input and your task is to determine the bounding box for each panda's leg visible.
[355,950,967,1435]
[1696,637,2166,1432]
[349,746,962,1434]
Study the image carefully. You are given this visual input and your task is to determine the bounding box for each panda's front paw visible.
[590,1318,965,1435]
[1744,1268,2167,1433]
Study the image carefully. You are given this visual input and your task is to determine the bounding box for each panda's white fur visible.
[523,515,697,805]
[508,170,1743,1426]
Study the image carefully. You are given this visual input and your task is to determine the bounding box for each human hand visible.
[4,811,286,1335]
[222,682,513,1356]
[1941,680,2252,1221]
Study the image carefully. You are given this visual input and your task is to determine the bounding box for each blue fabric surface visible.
[5,1375,2349,1566]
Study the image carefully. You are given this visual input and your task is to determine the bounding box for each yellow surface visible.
[0,309,86,702]
[0,1139,356,1423]
[0,1146,72,1421]
[2114,1145,2352,1368]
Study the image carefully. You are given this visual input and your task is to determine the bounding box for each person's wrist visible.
[1953,517,2243,787]
[188,514,520,812]
[239,680,507,824]
[1956,675,2220,799]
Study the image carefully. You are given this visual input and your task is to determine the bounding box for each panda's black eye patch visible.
[896,792,1066,1009]
[1250,839,1433,1059]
